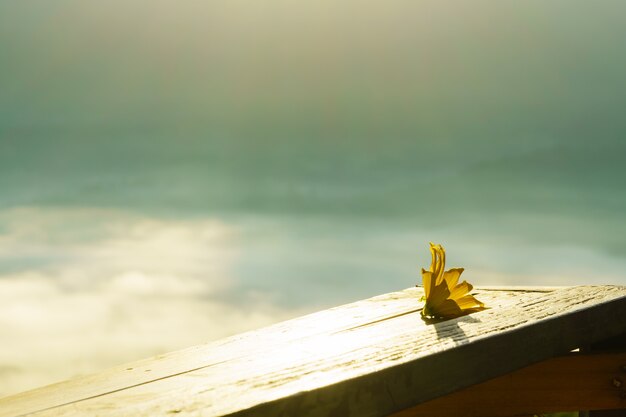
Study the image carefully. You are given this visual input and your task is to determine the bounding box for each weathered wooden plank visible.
[389,352,626,417]
[590,410,626,417]
[588,322,626,417]
[469,285,565,292]
[1,286,626,417]
[0,287,523,417]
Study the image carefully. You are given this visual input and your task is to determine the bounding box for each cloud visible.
[0,207,301,397]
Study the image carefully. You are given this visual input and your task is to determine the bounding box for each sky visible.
[1,0,626,396]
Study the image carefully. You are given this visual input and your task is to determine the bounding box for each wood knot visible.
[612,377,623,388]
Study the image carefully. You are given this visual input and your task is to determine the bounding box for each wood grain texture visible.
[390,352,626,417]
[1,286,625,417]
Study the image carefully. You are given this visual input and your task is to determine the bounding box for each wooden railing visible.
[1,285,625,417]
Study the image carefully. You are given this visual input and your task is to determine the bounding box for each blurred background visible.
[1,0,625,396]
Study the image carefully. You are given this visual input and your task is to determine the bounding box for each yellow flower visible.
[420,243,486,319]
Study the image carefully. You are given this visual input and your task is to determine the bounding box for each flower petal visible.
[444,268,464,290]
[430,299,463,318]
[450,280,474,301]
[421,269,434,298]
[429,243,446,285]
[455,294,485,310]
[425,281,451,312]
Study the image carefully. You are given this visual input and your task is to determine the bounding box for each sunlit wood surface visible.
[1,286,625,417]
